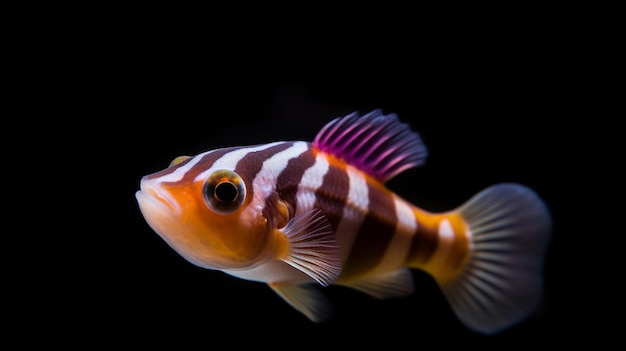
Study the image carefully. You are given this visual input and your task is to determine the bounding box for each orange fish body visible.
[135,110,551,334]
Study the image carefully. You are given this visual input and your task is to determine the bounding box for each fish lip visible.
[136,180,181,216]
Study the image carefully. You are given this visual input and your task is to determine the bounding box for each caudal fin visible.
[439,183,552,334]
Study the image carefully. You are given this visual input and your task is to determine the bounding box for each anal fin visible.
[339,268,415,299]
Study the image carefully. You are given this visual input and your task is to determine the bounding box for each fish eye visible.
[203,170,246,214]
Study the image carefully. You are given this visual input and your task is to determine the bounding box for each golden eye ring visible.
[203,170,246,214]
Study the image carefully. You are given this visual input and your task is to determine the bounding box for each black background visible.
[108,71,566,345]
[18,10,591,348]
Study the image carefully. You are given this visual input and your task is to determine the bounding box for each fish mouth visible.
[135,179,229,270]
[135,178,256,271]
[135,179,181,217]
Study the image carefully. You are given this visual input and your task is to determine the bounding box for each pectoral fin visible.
[269,282,334,323]
[278,208,342,286]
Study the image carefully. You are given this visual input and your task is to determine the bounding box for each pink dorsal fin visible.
[313,109,428,182]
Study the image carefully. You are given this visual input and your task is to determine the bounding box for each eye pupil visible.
[214,181,238,203]
[203,170,246,214]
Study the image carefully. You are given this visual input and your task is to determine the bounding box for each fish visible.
[135,109,552,334]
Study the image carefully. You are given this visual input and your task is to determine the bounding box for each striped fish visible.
[135,110,552,334]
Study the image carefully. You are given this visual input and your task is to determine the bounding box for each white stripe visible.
[157,149,214,183]
[439,218,454,240]
[335,165,369,262]
[394,196,418,235]
[193,142,285,183]
[434,218,455,261]
[244,141,309,217]
[295,153,330,215]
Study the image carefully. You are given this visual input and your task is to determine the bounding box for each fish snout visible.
[136,178,181,217]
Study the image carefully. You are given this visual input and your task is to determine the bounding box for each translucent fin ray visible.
[313,109,428,182]
[439,183,552,334]
[269,282,334,322]
[340,268,414,299]
[279,208,342,286]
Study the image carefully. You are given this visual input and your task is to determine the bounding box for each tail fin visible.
[439,183,552,334]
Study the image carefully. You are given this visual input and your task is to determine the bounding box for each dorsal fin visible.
[313,109,427,182]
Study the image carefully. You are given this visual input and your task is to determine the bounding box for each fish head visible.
[135,154,272,270]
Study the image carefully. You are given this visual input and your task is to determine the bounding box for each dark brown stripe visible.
[261,191,283,229]
[232,142,297,229]
[341,180,397,277]
[313,158,349,232]
[406,216,439,265]
[233,142,294,193]
[275,144,317,216]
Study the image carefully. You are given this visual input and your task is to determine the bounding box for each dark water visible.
[115,80,565,344]
[27,42,578,347]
